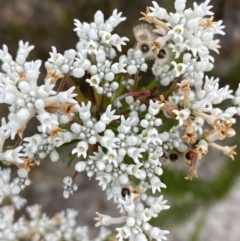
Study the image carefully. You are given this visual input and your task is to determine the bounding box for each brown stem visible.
[72,171,78,180]
[57,75,68,93]
[164,74,183,99]
[133,71,139,92]
[89,86,97,106]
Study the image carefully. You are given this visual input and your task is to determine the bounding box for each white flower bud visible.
[75,161,87,172]
[24,179,31,186]
[126,217,135,227]
[88,136,97,144]
[89,65,98,75]
[50,150,59,162]
[201,31,214,41]
[94,10,104,25]
[140,63,148,72]
[71,123,81,133]
[35,99,45,109]
[118,148,126,157]
[96,50,106,63]
[105,72,114,81]
[119,174,129,185]
[142,222,151,232]
[140,119,149,128]
[175,0,186,12]
[63,190,70,199]
[18,81,31,93]
[61,64,69,73]
[96,161,105,171]
[17,108,30,121]
[110,82,119,91]
[154,167,163,176]
[127,65,137,75]
[186,18,198,29]
[72,67,85,78]
[18,168,28,178]
[11,185,21,195]
[88,29,99,40]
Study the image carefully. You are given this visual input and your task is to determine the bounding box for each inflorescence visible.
[0,0,239,240]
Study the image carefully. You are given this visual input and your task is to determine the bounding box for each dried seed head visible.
[133,23,155,42]
[156,47,171,65]
[169,153,178,162]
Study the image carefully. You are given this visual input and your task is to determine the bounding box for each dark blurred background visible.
[0,0,240,241]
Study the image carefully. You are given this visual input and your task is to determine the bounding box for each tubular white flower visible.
[127,147,145,164]
[96,173,112,190]
[116,226,132,241]
[77,101,91,121]
[100,105,120,124]
[148,100,164,116]
[103,149,118,167]
[56,87,77,103]
[149,175,166,194]
[0,146,24,164]
[146,128,162,145]
[150,195,170,214]
[141,208,157,222]
[149,227,169,241]
[172,108,191,126]
[118,193,135,213]
[72,141,88,158]
[37,111,59,133]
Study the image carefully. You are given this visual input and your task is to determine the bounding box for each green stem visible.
[66,76,87,103]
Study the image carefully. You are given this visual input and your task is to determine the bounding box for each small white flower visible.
[1,146,24,164]
[111,59,127,74]
[168,24,184,42]
[37,111,59,132]
[116,226,132,241]
[141,208,157,222]
[96,173,112,190]
[86,74,101,89]
[107,9,126,28]
[149,175,166,194]
[148,100,164,116]
[118,193,135,212]
[72,141,88,158]
[103,149,118,167]
[150,195,170,214]
[146,128,162,145]
[127,147,145,164]
[100,105,120,124]
[77,101,91,121]
[172,108,191,126]
[171,61,187,77]
[150,227,169,241]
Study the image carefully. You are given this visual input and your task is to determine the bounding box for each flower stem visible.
[66,76,87,103]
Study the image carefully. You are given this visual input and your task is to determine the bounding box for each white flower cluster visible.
[0,0,239,240]
[0,168,112,241]
[45,10,129,97]
[143,0,225,86]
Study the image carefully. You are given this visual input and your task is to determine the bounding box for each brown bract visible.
[159,94,178,118]
[199,16,216,29]
[19,157,35,172]
[139,7,169,33]
[50,126,64,141]
[45,68,63,84]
